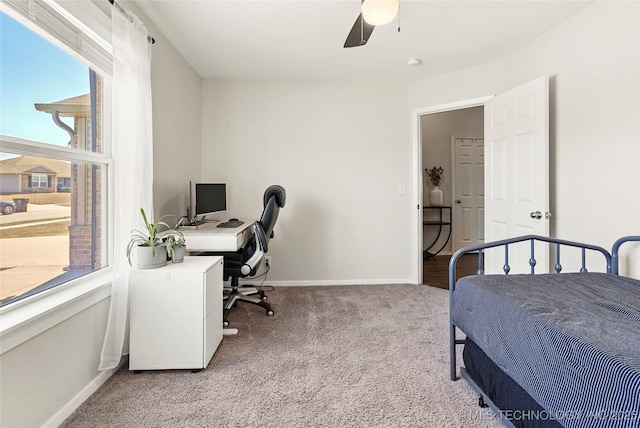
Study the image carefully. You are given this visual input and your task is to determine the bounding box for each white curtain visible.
[99,4,153,370]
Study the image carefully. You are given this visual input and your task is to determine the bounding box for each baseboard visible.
[43,356,127,428]
[260,279,414,287]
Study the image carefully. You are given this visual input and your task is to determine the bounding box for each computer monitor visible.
[195,183,226,217]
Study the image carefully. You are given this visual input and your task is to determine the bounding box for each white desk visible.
[180,220,254,252]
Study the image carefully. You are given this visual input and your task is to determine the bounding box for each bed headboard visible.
[611,235,640,275]
[448,235,612,292]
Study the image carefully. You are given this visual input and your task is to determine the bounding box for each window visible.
[0,5,112,307]
[57,176,71,191]
[31,174,49,188]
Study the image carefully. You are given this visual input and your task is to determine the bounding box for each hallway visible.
[423,254,478,289]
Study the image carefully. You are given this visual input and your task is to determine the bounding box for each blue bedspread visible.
[451,272,640,428]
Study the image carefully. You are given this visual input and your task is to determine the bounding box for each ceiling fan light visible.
[361,0,399,26]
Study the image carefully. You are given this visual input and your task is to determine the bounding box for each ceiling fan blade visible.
[344,13,375,48]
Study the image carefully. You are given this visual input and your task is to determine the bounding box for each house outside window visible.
[0,4,112,307]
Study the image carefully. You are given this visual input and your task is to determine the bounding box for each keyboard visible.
[217,220,244,228]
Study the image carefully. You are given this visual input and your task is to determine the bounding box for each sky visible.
[1,11,90,152]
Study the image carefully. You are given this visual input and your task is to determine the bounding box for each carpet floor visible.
[61,284,503,427]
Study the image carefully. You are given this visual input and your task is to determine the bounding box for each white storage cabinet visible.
[129,256,224,371]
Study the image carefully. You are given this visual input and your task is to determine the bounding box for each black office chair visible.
[221,185,286,326]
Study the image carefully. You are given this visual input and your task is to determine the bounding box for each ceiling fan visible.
[344,0,399,48]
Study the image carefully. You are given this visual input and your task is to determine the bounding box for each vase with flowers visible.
[425,166,444,206]
[164,231,186,263]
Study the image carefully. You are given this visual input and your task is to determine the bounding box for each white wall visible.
[408,61,504,111]
[501,0,640,275]
[146,11,202,220]
[201,1,639,283]
[409,1,639,277]
[509,1,640,235]
[201,80,412,284]
[1,295,111,427]
[0,2,204,426]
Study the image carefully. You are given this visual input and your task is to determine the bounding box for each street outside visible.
[0,203,71,302]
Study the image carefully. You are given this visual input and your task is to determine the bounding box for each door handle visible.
[456,199,462,204]
[530,211,552,220]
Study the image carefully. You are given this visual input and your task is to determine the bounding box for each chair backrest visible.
[238,185,286,275]
[259,185,286,241]
[241,222,268,275]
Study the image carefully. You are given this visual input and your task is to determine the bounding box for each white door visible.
[484,76,550,273]
[452,136,484,250]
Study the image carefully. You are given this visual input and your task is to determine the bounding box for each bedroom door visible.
[484,76,550,273]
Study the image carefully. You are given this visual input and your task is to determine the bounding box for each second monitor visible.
[195,183,226,217]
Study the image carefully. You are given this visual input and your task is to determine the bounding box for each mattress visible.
[451,272,640,428]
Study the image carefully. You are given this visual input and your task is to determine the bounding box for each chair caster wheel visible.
[478,396,488,408]
[267,310,274,316]
[262,296,268,301]
[223,320,229,327]
[258,291,267,300]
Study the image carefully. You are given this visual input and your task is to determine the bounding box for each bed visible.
[448,235,640,428]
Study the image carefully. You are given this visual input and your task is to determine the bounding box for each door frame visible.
[411,95,493,284]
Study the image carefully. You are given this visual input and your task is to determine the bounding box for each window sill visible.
[0,268,113,355]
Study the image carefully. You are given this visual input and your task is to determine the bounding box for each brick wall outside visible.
[68,75,103,270]
[68,225,93,270]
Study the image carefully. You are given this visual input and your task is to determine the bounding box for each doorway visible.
[411,96,492,285]
[412,76,550,284]
[419,105,484,285]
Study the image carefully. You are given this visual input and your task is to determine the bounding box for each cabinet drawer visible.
[204,299,223,365]
[205,258,223,318]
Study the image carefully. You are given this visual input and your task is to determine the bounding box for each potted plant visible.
[425,166,444,206]
[163,230,186,263]
[126,208,172,269]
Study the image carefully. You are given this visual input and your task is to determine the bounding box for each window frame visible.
[0,0,115,348]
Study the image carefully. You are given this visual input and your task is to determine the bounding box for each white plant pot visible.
[171,245,186,263]
[429,186,443,206]
[136,245,167,269]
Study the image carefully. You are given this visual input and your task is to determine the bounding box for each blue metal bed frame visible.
[447,234,640,427]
